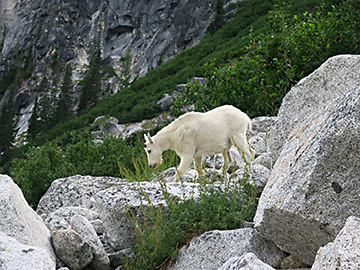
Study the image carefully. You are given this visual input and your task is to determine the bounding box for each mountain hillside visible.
[1,0,359,173]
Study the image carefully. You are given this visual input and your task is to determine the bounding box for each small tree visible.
[207,0,225,34]
[37,78,56,133]
[78,35,102,112]
[0,89,14,161]
[27,96,40,140]
[54,63,73,123]
[118,47,132,89]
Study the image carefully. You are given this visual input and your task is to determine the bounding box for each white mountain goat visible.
[142,105,255,179]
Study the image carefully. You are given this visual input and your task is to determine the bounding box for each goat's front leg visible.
[175,154,193,180]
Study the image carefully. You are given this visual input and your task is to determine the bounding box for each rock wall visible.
[0,0,216,140]
[1,0,216,81]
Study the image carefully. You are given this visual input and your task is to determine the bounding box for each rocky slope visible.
[0,0,219,140]
[1,0,216,86]
[0,55,359,270]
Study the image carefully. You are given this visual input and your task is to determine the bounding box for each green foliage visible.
[118,48,132,90]
[36,78,58,133]
[119,149,179,182]
[78,34,102,112]
[54,63,74,123]
[0,89,15,164]
[174,0,359,117]
[27,0,345,146]
[125,173,257,270]
[207,0,225,34]
[10,130,135,207]
[27,97,40,141]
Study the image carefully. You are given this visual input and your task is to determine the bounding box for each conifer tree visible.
[27,96,40,140]
[0,90,14,161]
[78,34,102,112]
[118,48,132,89]
[207,0,225,34]
[54,63,73,123]
[37,78,53,132]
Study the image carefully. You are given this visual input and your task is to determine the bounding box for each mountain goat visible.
[142,105,255,179]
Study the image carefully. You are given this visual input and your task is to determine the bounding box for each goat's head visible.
[141,133,163,168]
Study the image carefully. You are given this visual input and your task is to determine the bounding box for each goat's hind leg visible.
[232,135,255,163]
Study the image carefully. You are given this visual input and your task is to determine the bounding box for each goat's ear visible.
[147,133,154,144]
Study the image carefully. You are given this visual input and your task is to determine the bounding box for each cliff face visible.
[1,0,216,81]
[0,0,216,140]
[0,0,16,36]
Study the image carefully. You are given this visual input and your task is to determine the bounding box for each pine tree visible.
[118,48,132,89]
[0,90,14,161]
[37,78,53,133]
[27,96,40,140]
[78,34,102,112]
[207,0,225,34]
[54,63,73,123]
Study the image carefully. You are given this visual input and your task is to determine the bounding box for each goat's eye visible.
[148,150,152,153]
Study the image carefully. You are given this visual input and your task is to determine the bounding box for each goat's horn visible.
[140,136,146,147]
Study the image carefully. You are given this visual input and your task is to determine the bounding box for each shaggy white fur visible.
[143,105,255,178]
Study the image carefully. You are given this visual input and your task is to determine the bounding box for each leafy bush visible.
[173,0,359,117]
[10,131,136,207]
[125,172,257,270]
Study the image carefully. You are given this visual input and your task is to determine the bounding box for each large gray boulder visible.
[254,56,360,265]
[311,216,360,270]
[268,54,360,161]
[0,174,55,262]
[94,181,201,250]
[0,232,55,270]
[166,228,285,270]
[36,175,126,218]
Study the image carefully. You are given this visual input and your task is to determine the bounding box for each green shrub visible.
[10,131,136,208]
[173,0,359,117]
[125,171,257,270]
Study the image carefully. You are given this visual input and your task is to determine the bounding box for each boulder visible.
[233,163,271,196]
[267,54,360,161]
[218,252,275,270]
[36,175,126,218]
[70,215,110,270]
[311,216,360,270]
[252,152,274,170]
[0,232,55,270]
[52,229,93,270]
[254,59,360,264]
[0,174,55,262]
[94,181,201,250]
[166,228,285,270]
[250,116,277,135]
[43,206,100,231]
